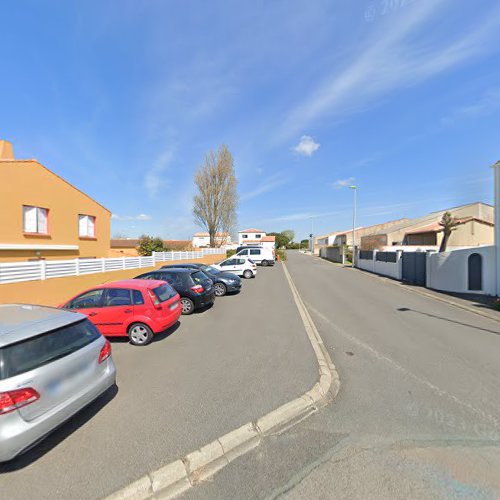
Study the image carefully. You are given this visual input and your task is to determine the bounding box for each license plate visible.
[169,301,179,311]
[46,363,91,396]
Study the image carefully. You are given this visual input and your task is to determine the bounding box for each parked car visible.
[0,304,116,462]
[212,256,257,278]
[235,246,275,266]
[60,280,181,346]
[160,263,241,296]
[134,268,215,315]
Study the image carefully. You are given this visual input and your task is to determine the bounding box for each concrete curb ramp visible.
[105,262,340,500]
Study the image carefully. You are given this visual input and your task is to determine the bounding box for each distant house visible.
[0,139,111,262]
[360,202,494,250]
[191,232,231,248]
[237,228,275,249]
[109,238,192,257]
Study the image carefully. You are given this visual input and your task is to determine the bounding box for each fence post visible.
[152,252,156,265]
[40,260,47,280]
[396,250,403,280]
[101,257,106,273]
[76,258,80,276]
[122,257,126,269]
[372,250,377,273]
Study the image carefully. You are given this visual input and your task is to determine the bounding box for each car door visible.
[65,289,105,327]
[219,258,238,273]
[96,288,135,336]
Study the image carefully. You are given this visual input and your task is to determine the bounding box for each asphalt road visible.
[0,263,317,499]
[187,251,500,499]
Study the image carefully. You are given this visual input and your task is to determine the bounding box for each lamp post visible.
[309,216,314,253]
[349,185,357,267]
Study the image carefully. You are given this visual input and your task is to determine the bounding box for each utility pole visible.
[349,185,357,267]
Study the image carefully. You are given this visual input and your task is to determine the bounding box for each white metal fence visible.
[0,248,226,285]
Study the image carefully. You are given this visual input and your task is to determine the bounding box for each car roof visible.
[161,264,200,268]
[154,268,196,273]
[0,304,87,348]
[96,279,166,289]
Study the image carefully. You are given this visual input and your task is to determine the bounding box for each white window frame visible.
[23,205,49,234]
[79,214,96,238]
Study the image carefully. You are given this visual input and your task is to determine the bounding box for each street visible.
[3,250,500,499]
[187,251,500,499]
[0,263,317,499]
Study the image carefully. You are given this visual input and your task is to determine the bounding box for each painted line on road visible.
[105,262,340,500]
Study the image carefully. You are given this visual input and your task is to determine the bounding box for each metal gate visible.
[468,253,482,291]
[402,252,427,285]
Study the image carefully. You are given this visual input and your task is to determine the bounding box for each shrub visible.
[226,249,237,258]
[137,235,166,256]
[276,248,287,261]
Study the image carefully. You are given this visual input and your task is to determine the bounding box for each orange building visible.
[0,139,111,262]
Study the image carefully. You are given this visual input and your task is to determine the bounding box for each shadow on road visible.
[396,307,500,336]
[0,384,118,472]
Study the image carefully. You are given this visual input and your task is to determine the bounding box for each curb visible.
[105,262,339,500]
[315,255,500,324]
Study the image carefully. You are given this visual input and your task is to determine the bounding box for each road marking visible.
[105,263,339,500]
[306,303,500,432]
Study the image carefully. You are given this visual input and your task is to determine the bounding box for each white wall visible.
[238,232,266,244]
[427,245,495,295]
[192,236,209,247]
[357,250,402,279]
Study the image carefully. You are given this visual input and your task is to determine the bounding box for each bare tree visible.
[193,145,238,247]
[438,211,460,252]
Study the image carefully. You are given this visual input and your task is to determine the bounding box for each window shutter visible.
[88,216,95,237]
[37,208,48,233]
[23,206,37,232]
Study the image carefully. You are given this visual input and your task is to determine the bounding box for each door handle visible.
[88,312,98,317]
[124,309,133,313]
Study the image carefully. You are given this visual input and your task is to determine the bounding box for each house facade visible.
[360,203,494,250]
[0,139,111,262]
[192,232,231,248]
[237,228,275,249]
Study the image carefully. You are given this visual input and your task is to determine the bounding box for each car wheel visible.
[261,260,269,267]
[243,270,253,279]
[181,297,195,315]
[128,323,154,346]
[214,282,227,297]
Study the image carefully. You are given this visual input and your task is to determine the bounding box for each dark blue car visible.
[160,263,242,297]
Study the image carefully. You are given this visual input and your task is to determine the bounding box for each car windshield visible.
[191,271,209,284]
[201,265,220,274]
[152,283,177,302]
[0,320,101,380]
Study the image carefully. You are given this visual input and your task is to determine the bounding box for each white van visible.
[236,246,275,266]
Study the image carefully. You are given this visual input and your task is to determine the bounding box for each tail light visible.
[98,339,112,364]
[0,388,40,415]
[191,284,204,294]
[147,289,162,310]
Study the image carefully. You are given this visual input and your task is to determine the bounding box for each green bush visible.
[137,235,165,256]
[276,248,287,261]
[226,249,237,258]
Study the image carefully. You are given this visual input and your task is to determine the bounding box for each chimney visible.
[0,140,14,159]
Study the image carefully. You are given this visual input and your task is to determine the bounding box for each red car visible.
[59,280,181,346]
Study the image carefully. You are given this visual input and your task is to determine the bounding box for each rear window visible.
[152,283,177,303]
[0,319,101,380]
[191,271,208,284]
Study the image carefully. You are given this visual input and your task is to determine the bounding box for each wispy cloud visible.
[240,172,289,201]
[441,89,500,126]
[145,149,173,198]
[111,213,152,221]
[278,0,500,139]
[333,177,356,189]
[292,135,320,156]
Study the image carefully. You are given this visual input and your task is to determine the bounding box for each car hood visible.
[217,272,241,282]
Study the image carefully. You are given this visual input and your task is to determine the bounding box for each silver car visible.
[0,304,116,462]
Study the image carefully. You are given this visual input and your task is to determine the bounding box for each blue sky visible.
[1,0,499,241]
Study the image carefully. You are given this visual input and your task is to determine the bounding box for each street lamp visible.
[349,185,357,267]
